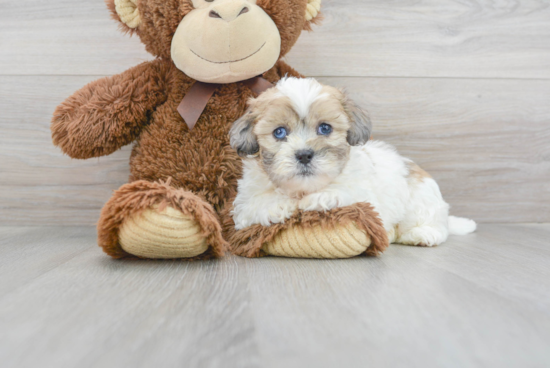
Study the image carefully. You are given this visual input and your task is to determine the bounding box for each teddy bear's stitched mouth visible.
[190,42,266,64]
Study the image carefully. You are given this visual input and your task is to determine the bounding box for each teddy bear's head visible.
[107,0,322,84]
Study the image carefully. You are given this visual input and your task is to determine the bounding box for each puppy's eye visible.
[318,123,333,136]
[273,127,288,140]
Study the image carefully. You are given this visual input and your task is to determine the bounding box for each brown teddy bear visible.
[51,0,388,260]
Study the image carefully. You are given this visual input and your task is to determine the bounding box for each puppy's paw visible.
[233,198,298,230]
[397,226,448,247]
[298,192,351,212]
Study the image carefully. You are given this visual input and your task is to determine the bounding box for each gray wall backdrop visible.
[1,0,549,225]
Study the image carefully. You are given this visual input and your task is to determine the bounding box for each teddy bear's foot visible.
[262,221,370,259]
[224,203,390,259]
[118,205,208,259]
[98,180,226,259]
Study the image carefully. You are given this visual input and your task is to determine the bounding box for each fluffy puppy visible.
[230,77,476,246]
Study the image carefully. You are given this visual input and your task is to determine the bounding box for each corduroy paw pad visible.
[262,222,370,259]
[119,206,208,259]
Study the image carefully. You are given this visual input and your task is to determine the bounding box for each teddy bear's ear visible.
[107,0,142,30]
[304,0,322,29]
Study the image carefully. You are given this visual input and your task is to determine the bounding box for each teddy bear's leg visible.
[98,180,226,259]
[263,222,372,259]
[225,203,389,259]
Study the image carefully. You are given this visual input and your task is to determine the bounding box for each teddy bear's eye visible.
[317,123,333,136]
[273,127,288,140]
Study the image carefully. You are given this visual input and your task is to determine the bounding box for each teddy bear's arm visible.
[51,59,169,159]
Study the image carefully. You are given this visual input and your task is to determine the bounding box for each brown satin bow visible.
[177,76,273,130]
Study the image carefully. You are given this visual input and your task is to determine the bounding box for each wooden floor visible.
[1,224,549,368]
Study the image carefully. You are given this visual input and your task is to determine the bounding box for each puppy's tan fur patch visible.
[251,86,349,141]
[407,161,432,183]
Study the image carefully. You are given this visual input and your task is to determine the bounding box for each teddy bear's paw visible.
[224,203,389,259]
[119,205,209,259]
[98,180,227,259]
[262,222,371,259]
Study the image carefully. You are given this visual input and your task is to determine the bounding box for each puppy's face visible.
[230,78,371,195]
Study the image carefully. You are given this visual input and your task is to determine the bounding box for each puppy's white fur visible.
[231,78,476,246]
[275,77,327,119]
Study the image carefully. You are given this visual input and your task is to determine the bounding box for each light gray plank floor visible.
[1,224,550,368]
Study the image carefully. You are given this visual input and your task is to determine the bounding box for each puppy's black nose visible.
[295,149,314,165]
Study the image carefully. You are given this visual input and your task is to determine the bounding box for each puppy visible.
[229,77,476,246]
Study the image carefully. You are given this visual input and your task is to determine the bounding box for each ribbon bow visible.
[177,76,273,130]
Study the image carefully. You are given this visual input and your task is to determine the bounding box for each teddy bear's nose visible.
[209,2,250,22]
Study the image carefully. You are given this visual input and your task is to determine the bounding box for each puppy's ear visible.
[230,110,259,157]
[342,94,372,146]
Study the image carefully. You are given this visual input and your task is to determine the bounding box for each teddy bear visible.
[51,0,389,260]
